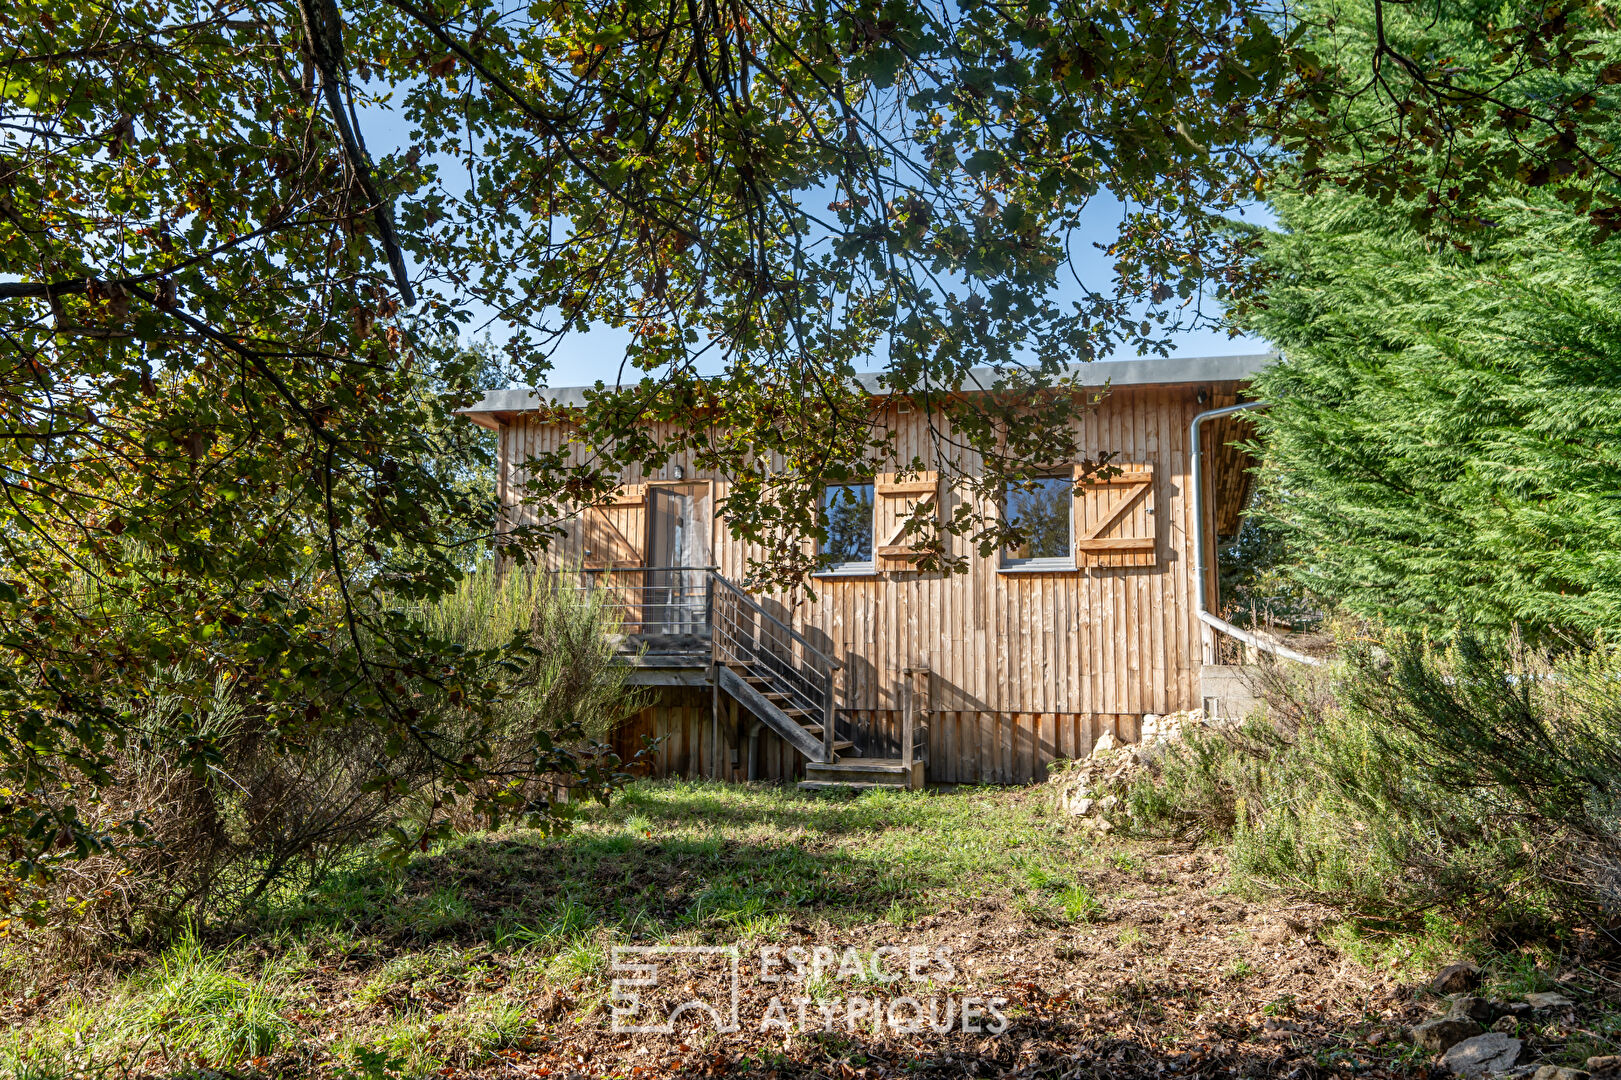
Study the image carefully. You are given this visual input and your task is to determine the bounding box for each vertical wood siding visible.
[612,689,806,783]
[503,384,1247,782]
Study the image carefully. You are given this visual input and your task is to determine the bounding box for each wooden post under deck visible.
[900,674,915,771]
[822,667,836,763]
[900,666,930,773]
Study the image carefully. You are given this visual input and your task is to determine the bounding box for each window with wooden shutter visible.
[820,481,876,571]
[874,471,941,567]
[1073,463,1157,567]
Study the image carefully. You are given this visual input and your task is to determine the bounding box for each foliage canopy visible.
[1242,0,1621,638]
[4,0,1620,893]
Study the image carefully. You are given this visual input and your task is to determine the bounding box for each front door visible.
[645,483,712,636]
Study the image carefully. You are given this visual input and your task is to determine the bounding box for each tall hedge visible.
[1246,192,1621,637]
[1241,0,1621,640]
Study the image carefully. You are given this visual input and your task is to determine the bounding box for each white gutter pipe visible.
[1190,400,1323,668]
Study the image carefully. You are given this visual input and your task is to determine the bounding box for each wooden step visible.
[735,676,811,709]
[798,781,891,793]
[801,758,924,791]
[794,723,853,749]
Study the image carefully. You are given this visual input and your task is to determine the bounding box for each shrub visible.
[1118,632,1621,932]
[421,563,637,749]
[12,565,639,953]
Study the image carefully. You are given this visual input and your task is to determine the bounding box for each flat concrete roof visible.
[458,352,1275,421]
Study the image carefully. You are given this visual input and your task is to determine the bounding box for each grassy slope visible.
[8,783,1103,1074]
[2,781,1612,1079]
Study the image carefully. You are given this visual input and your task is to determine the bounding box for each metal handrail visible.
[564,563,849,760]
[562,567,712,642]
[710,588,829,699]
[707,571,842,672]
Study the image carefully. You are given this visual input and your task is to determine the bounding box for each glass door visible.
[645,483,712,636]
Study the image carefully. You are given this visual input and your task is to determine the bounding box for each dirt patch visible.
[442,852,1410,1080]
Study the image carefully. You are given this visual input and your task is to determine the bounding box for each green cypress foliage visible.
[1239,0,1621,639]
[1247,191,1621,637]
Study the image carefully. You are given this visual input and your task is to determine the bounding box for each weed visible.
[124,931,293,1062]
[394,886,475,937]
[687,883,772,927]
[1059,885,1104,923]
[334,1047,411,1080]
[883,899,921,926]
[1023,866,1065,892]
[1263,994,1295,1016]
[1482,953,1558,999]
[549,935,606,983]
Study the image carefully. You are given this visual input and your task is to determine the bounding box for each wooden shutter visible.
[874,472,941,566]
[581,483,647,568]
[1074,463,1156,567]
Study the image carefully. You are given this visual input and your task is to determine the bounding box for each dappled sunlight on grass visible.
[1,781,1110,1075]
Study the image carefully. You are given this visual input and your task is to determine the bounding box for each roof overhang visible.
[456,352,1276,429]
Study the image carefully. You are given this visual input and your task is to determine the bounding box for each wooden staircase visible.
[735,670,854,755]
[708,573,923,791]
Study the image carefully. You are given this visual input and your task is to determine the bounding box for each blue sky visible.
[359,87,1272,390]
[524,250,1272,389]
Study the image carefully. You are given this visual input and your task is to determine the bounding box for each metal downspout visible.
[1190,400,1323,668]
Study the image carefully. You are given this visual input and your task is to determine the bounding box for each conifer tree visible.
[1242,0,1621,637]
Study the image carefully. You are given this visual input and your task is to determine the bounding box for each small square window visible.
[820,482,874,571]
[1002,476,1073,567]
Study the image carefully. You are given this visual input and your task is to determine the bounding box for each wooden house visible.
[459,353,1272,789]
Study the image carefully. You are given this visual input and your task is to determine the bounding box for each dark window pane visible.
[1003,477,1072,561]
[822,483,874,564]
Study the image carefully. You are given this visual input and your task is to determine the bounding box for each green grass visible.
[126,932,293,1060]
[2,781,1110,1075]
[0,928,296,1076]
[1317,911,1473,982]
[1059,885,1104,923]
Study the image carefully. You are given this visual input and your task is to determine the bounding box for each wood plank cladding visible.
[611,689,805,783]
[497,382,1256,774]
[615,698,1137,785]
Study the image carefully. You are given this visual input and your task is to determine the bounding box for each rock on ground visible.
[1440,1034,1525,1078]
[1413,1017,1485,1053]
[1051,709,1214,820]
[1433,962,1484,995]
[1525,992,1575,1011]
[1533,1067,1589,1080]
[1449,997,1506,1024]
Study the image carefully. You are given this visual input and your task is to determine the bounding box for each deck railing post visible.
[822,666,836,763]
[706,570,717,665]
[900,673,914,771]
